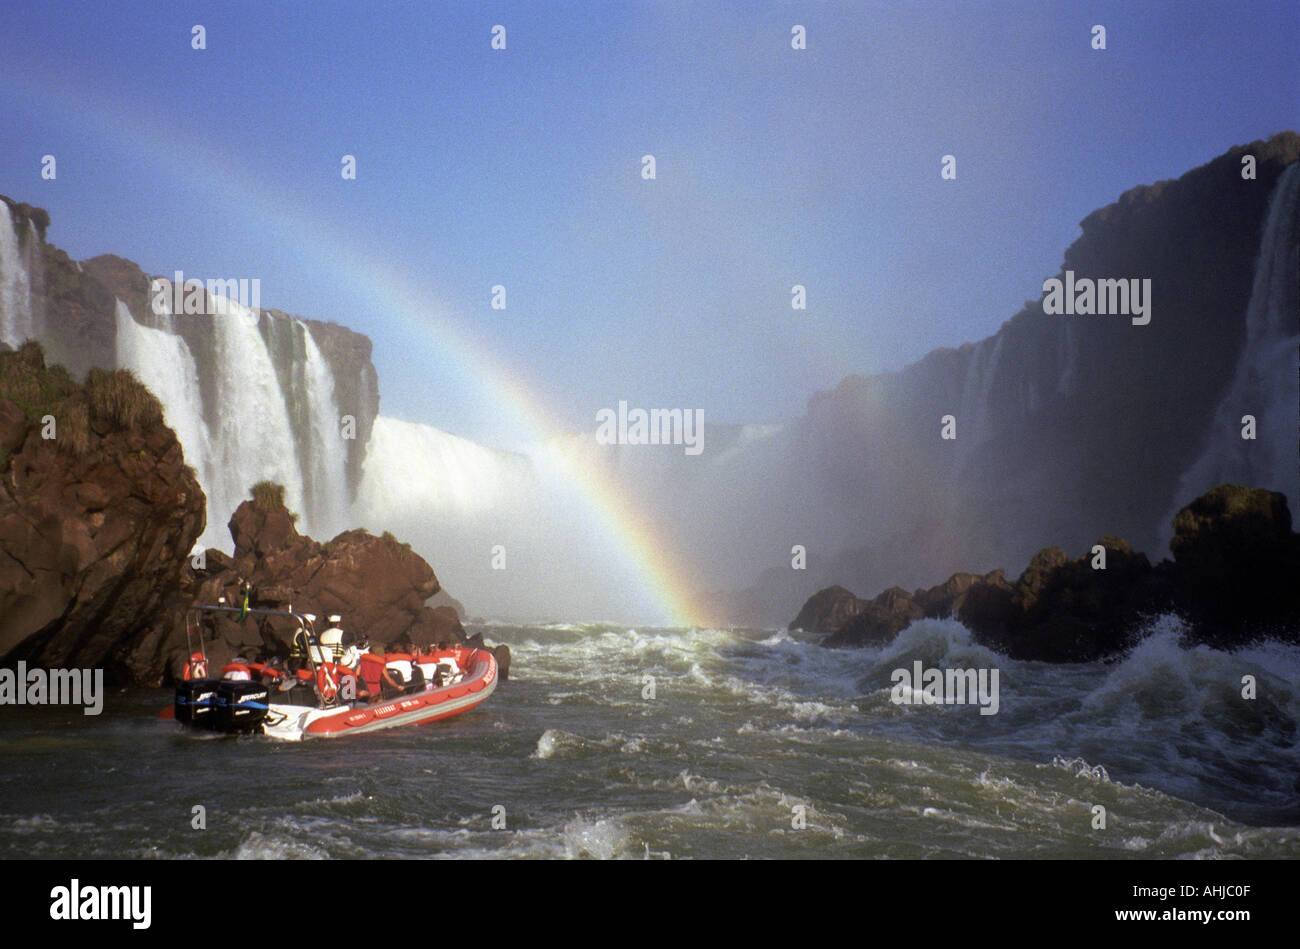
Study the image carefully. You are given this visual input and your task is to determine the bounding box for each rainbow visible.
[2,63,707,628]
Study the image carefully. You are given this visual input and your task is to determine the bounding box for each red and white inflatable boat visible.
[165,605,499,741]
[263,644,497,740]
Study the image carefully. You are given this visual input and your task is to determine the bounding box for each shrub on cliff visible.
[381,529,412,553]
[251,480,287,512]
[250,480,298,524]
[86,366,163,431]
[0,342,90,456]
[0,342,76,416]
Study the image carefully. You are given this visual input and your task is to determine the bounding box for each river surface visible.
[1,616,1297,859]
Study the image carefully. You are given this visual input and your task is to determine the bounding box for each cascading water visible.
[205,297,307,536]
[297,327,349,539]
[114,298,214,495]
[358,416,531,517]
[1165,162,1300,537]
[954,332,1005,472]
[113,287,353,552]
[0,204,38,350]
[354,416,670,622]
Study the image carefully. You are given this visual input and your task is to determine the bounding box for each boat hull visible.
[166,647,498,742]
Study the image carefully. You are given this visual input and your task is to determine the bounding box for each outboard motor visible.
[174,678,221,729]
[214,680,271,733]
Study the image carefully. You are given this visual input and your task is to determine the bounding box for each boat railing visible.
[184,603,345,707]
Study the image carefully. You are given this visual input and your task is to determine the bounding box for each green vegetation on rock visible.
[250,480,299,524]
[0,342,90,457]
[85,366,163,431]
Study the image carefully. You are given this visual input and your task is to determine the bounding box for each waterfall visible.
[0,205,37,350]
[114,297,215,501]
[355,416,668,622]
[954,332,1005,470]
[357,416,532,517]
[204,298,314,543]
[1166,162,1300,535]
[22,218,44,339]
[114,288,352,552]
[299,327,349,538]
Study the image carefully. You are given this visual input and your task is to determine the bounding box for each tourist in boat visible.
[362,644,408,700]
[438,651,462,683]
[384,644,413,689]
[414,646,440,687]
[259,656,288,688]
[357,645,385,700]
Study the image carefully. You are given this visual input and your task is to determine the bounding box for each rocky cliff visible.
[79,251,380,510]
[0,342,206,682]
[704,132,1300,627]
[0,202,381,547]
[0,342,507,686]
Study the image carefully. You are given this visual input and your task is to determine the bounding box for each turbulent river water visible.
[1,617,1297,859]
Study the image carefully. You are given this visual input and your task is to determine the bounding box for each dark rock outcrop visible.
[0,343,206,682]
[427,588,467,618]
[823,586,925,648]
[792,485,1300,661]
[911,570,999,618]
[159,485,512,681]
[787,585,867,635]
[1164,484,1300,647]
[957,538,1156,661]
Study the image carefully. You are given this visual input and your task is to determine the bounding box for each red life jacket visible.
[222,663,251,681]
[183,653,208,680]
[358,654,385,695]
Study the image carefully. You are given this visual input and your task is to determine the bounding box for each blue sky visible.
[2,1,1297,448]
